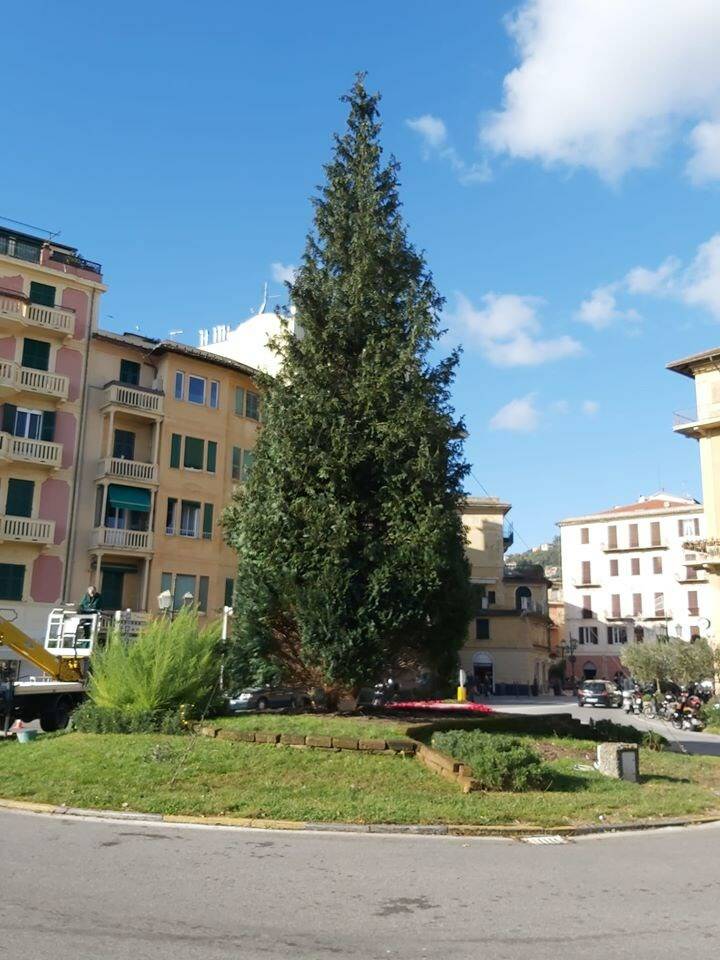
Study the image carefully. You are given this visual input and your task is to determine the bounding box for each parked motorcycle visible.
[670,695,706,732]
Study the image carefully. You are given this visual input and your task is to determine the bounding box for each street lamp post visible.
[561,637,578,691]
[157,589,172,619]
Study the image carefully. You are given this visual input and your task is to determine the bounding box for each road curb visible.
[1,797,719,838]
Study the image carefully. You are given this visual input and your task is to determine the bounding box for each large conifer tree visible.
[222,76,471,691]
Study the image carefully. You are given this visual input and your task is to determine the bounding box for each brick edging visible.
[1,797,718,838]
[199,725,418,756]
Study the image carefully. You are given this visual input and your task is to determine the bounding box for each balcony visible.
[503,520,514,551]
[682,538,720,568]
[0,432,62,469]
[519,599,549,617]
[676,569,707,583]
[642,610,672,621]
[573,579,601,588]
[96,457,159,485]
[601,540,667,553]
[0,293,75,337]
[0,514,55,544]
[673,407,720,438]
[101,382,164,419]
[90,527,153,553]
[0,360,69,402]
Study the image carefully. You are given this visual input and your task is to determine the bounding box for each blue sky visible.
[4,0,720,547]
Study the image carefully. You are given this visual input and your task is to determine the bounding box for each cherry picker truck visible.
[0,607,99,734]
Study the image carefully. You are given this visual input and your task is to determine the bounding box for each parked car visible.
[226,686,310,712]
[577,680,622,708]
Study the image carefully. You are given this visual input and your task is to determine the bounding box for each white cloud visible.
[550,399,569,414]
[407,115,491,185]
[271,262,297,285]
[482,0,720,182]
[582,400,599,416]
[490,394,540,432]
[576,284,641,330]
[451,292,582,366]
[625,257,680,296]
[682,235,720,317]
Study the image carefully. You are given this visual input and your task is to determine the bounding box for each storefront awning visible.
[107,484,151,513]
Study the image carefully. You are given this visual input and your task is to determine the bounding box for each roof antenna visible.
[168,329,183,340]
[258,281,268,314]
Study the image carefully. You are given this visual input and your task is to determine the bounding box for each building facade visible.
[461,497,552,694]
[559,493,709,682]
[67,331,261,621]
[668,348,720,649]
[0,223,104,643]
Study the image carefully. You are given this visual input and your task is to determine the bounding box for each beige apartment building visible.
[461,497,552,694]
[0,223,105,643]
[668,347,720,646]
[68,330,260,619]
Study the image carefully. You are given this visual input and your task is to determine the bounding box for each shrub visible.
[84,608,221,732]
[701,697,720,730]
[588,719,645,744]
[432,730,549,791]
[641,730,667,752]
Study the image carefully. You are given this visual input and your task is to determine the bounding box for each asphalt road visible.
[4,808,720,960]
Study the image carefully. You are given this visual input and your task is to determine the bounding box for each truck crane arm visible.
[0,614,84,683]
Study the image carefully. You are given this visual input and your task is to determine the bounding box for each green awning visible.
[107,484,151,513]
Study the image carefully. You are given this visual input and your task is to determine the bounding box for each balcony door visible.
[101,570,124,611]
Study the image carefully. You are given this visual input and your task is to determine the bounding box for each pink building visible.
[0,221,105,643]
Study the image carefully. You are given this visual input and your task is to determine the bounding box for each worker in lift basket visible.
[78,585,102,640]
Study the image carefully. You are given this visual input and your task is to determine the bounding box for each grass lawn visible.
[214,713,409,739]
[1,731,720,826]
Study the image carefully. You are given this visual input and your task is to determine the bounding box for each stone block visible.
[255,732,280,744]
[358,738,387,751]
[217,729,243,742]
[386,738,417,754]
[198,725,218,738]
[332,737,359,750]
[306,735,333,748]
[280,733,307,746]
[236,730,256,742]
[596,742,640,782]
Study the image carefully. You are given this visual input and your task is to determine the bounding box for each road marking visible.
[523,835,569,845]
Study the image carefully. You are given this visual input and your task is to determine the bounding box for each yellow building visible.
[68,330,260,619]
[461,497,552,694]
[668,347,720,645]
[0,223,105,643]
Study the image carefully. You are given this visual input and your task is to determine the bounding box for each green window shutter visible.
[21,338,50,372]
[170,433,181,468]
[40,410,56,442]
[0,563,25,601]
[29,282,56,307]
[2,403,17,434]
[160,572,172,595]
[119,359,140,386]
[6,478,34,518]
[198,576,209,613]
[245,391,260,421]
[206,440,217,473]
[241,449,255,482]
[234,386,245,416]
[202,503,214,540]
[231,446,241,481]
[224,578,234,608]
[183,436,204,470]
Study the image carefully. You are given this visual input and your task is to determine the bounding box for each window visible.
[28,281,55,307]
[5,478,34,518]
[582,595,593,619]
[650,521,661,546]
[475,618,490,640]
[165,498,177,535]
[632,593,642,616]
[629,524,639,548]
[608,626,627,645]
[0,563,24,601]
[13,408,43,440]
[241,449,254,482]
[688,590,699,617]
[679,517,700,537]
[580,527,589,545]
[113,429,136,460]
[611,594,621,618]
[245,391,260,421]
[170,434,181,469]
[609,559,619,577]
[631,557,640,576]
[21,338,50,371]
[202,503,214,540]
[607,525,617,549]
[206,441,217,473]
[119,359,140,386]
[654,592,665,616]
[179,501,200,538]
[188,375,206,405]
[160,572,172,595]
[581,560,592,584]
[578,626,598,645]
[209,381,219,409]
[174,371,184,401]
[173,574,196,611]
[634,626,644,643]
[224,578,234,608]
[690,628,701,642]
[234,387,245,416]
[653,556,663,575]
[488,590,496,605]
[231,446,242,482]
[515,586,532,610]
[198,576,209,613]
[183,436,205,470]
[685,566,697,581]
